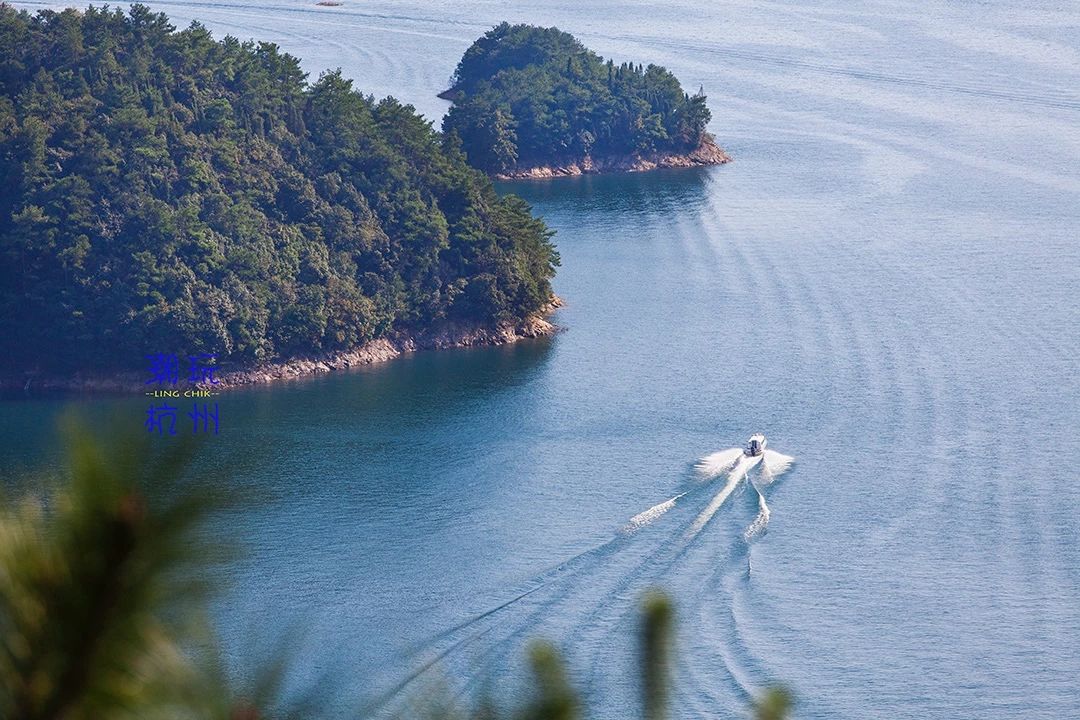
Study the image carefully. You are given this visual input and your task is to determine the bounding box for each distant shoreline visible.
[492,134,731,180]
[2,298,562,394]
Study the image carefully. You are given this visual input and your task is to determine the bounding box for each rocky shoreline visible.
[494,134,731,180]
[3,299,562,394]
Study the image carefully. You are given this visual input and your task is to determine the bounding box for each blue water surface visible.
[3,0,1079,717]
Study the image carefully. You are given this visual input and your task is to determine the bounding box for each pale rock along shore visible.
[4,298,563,393]
[494,134,731,180]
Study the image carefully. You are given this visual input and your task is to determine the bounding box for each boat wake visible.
[687,452,760,540]
[693,447,793,540]
[370,443,796,715]
[624,491,690,533]
[744,450,793,540]
[695,447,745,477]
[744,484,771,541]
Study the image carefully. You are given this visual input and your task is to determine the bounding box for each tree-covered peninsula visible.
[442,23,730,178]
[0,5,558,380]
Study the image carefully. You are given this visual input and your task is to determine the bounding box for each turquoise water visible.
[3,0,1080,717]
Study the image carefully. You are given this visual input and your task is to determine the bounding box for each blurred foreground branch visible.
[0,421,228,720]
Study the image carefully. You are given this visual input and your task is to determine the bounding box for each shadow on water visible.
[223,336,556,471]
[0,337,557,492]
[497,166,714,219]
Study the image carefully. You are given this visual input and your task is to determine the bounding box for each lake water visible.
[3,0,1080,717]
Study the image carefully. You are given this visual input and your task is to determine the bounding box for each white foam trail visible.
[623,491,689,533]
[743,450,793,539]
[687,454,762,539]
[634,447,795,543]
[695,447,744,477]
[730,454,762,484]
[758,454,775,487]
[762,449,794,479]
[744,486,771,541]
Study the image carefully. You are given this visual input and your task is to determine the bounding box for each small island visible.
[441,23,730,179]
[0,6,559,390]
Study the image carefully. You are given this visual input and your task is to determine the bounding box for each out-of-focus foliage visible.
[0,5,558,374]
[641,592,672,720]
[753,687,794,720]
[442,23,713,173]
[0,423,220,719]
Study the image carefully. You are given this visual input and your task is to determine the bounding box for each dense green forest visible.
[442,23,713,174]
[0,5,558,374]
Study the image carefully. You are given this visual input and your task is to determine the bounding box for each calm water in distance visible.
[3,0,1080,717]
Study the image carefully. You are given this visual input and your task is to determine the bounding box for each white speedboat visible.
[745,433,767,457]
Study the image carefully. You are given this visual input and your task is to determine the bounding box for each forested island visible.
[442,23,730,178]
[0,6,559,387]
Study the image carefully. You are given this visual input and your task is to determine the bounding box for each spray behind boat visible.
[379,435,795,704]
[626,435,793,539]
